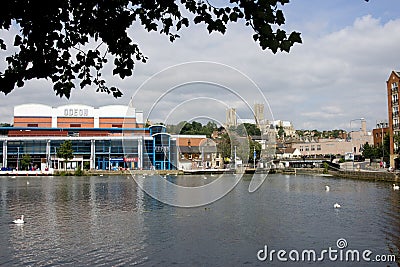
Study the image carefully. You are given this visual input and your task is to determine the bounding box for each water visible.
[0,174,399,266]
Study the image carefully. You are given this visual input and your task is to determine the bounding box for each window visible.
[305,146,309,151]
[112,124,123,128]
[300,146,303,151]
[393,106,399,117]
[70,124,81,128]
[317,145,321,151]
[27,124,38,127]
[311,145,315,151]
[392,82,398,91]
[392,94,398,104]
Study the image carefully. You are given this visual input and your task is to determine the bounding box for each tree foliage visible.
[362,133,390,164]
[0,0,303,98]
[20,154,31,170]
[169,120,218,137]
[57,140,74,161]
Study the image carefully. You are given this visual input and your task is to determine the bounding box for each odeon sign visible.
[63,108,89,117]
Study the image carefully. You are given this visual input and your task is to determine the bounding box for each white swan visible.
[325,185,330,192]
[13,215,25,224]
[333,203,341,209]
[393,184,399,190]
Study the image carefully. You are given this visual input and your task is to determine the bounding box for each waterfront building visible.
[387,71,400,168]
[291,120,373,157]
[372,121,389,147]
[275,147,302,159]
[176,135,223,169]
[0,104,177,170]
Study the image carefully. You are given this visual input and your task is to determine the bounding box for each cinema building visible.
[0,104,177,170]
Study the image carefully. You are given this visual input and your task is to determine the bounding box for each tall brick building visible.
[387,71,400,168]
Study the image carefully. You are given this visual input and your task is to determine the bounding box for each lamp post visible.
[381,126,386,165]
[108,145,111,171]
[17,147,20,171]
[253,146,256,168]
[234,145,237,170]
[54,147,57,169]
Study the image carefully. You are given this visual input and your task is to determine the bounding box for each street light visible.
[108,145,111,171]
[234,145,237,170]
[382,127,384,160]
[253,146,256,168]
[17,147,20,171]
[54,147,57,169]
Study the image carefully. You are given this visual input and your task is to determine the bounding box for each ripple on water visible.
[1,175,400,266]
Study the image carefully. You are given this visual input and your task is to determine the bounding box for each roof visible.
[276,147,298,154]
[179,146,201,154]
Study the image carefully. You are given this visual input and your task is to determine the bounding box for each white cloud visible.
[0,7,399,132]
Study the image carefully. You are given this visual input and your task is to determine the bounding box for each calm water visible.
[0,174,399,266]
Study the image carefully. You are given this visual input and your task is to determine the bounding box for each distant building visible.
[275,147,301,159]
[387,71,400,168]
[254,103,265,125]
[272,120,296,138]
[226,108,237,127]
[292,120,373,157]
[176,135,222,169]
[372,121,389,147]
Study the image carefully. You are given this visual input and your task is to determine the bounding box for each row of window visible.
[2,140,141,155]
[299,145,322,151]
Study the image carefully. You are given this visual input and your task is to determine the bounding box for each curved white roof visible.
[14,104,53,117]
[14,104,140,118]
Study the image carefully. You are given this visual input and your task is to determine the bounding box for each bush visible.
[323,162,329,174]
[74,166,84,176]
[83,161,90,170]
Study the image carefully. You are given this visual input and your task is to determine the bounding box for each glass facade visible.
[1,136,177,170]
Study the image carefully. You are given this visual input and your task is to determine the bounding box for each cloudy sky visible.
[1,0,399,131]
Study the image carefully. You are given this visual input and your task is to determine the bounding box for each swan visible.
[393,184,399,190]
[325,185,330,192]
[13,215,25,224]
[333,203,341,209]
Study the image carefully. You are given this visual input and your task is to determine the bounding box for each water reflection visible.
[0,175,399,266]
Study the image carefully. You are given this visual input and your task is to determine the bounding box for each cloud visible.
[0,6,399,133]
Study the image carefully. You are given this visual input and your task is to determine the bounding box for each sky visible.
[0,0,399,131]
